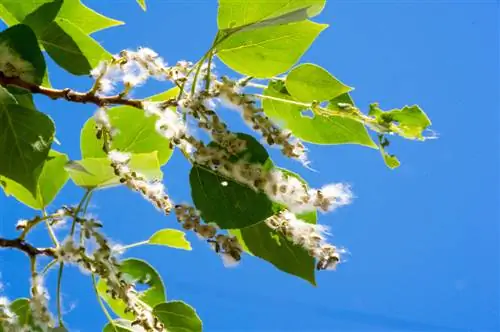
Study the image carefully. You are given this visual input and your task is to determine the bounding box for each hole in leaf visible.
[301,109,314,119]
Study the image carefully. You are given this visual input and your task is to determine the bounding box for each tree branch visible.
[0,237,55,258]
[0,72,150,109]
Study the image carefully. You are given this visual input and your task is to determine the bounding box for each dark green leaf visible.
[0,103,54,194]
[232,169,317,285]
[153,301,202,332]
[0,24,46,84]
[263,81,377,147]
[1,150,69,209]
[190,133,278,229]
[66,152,162,189]
[217,0,325,29]
[285,63,352,102]
[149,229,192,250]
[22,0,62,34]
[216,20,327,78]
[41,18,111,75]
[97,258,166,320]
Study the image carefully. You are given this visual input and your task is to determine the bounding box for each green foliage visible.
[263,80,377,147]
[370,103,431,140]
[190,134,278,229]
[0,92,55,194]
[80,89,178,165]
[286,63,352,102]
[0,0,119,76]
[66,152,162,189]
[0,24,46,84]
[231,169,317,284]
[97,258,166,320]
[0,1,433,330]
[1,150,68,209]
[217,0,325,30]
[216,21,327,78]
[148,229,192,250]
[153,301,202,332]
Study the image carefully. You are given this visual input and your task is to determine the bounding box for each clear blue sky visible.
[1,1,498,331]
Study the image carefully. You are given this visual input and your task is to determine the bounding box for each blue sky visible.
[1,1,499,331]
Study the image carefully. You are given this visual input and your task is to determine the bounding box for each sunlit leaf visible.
[149,229,192,250]
[66,152,162,189]
[1,150,69,209]
[97,258,166,320]
[80,89,179,165]
[216,20,327,78]
[285,63,352,102]
[22,0,62,33]
[263,81,377,147]
[136,0,146,11]
[153,301,202,332]
[0,0,123,34]
[217,0,325,29]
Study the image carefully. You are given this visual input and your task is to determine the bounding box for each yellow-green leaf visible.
[217,0,325,29]
[148,229,192,250]
[216,20,327,78]
[286,63,352,102]
[66,152,162,190]
[263,81,377,147]
[1,150,69,210]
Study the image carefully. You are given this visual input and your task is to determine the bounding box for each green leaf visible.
[0,0,123,34]
[263,81,377,147]
[0,24,46,84]
[0,103,55,194]
[216,20,327,78]
[190,133,278,229]
[22,0,62,33]
[5,86,36,110]
[217,0,325,29]
[97,258,166,320]
[286,63,352,102]
[103,320,135,332]
[153,301,202,332]
[80,95,175,165]
[9,298,32,327]
[377,135,400,169]
[149,229,192,250]
[233,169,316,285]
[1,150,69,210]
[389,105,431,139]
[40,18,111,75]
[66,152,162,189]
[136,0,146,11]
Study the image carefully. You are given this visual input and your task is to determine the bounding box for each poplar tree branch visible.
[0,72,177,109]
[0,237,56,258]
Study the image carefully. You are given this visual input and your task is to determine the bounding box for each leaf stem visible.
[116,240,149,252]
[56,262,65,328]
[70,189,92,236]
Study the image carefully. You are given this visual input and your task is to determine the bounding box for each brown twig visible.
[0,72,146,109]
[0,237,55,258]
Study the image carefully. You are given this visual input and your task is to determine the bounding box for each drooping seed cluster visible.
[56,219,163,331]
[266,211,345,270]
[0,43,35,83]
[30,275,53,331]
[109,150,173,215]
[214,77,310,166]
[174,204,243,266]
